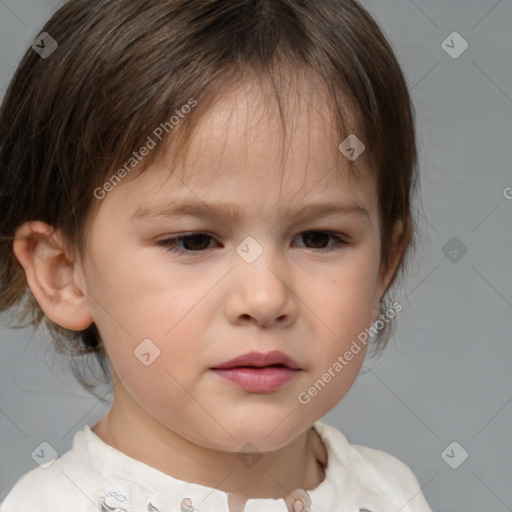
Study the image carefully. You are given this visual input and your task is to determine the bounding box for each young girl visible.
[0,0,431,510]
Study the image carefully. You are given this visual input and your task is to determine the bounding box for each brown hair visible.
[0,0,419,392]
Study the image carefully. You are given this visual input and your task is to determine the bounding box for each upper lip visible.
[212,350,301,370]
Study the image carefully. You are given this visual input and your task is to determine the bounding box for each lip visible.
[211,366,300,393]
[211,350,301,370]
[210,350,302,393]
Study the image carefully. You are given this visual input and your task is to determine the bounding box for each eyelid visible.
[156,230,350,256]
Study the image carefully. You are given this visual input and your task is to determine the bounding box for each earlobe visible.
[12,221,94,331]
[370,304,381,324]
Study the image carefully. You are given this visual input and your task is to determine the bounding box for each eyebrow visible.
[131,198,370,223]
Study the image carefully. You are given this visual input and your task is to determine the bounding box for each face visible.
[77,79,393,453]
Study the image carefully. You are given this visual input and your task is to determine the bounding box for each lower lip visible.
[211,366,300,393]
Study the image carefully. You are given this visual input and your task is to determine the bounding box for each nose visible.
[224,241,298,328]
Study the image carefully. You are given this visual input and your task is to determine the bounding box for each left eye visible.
[156,231,348,255]
[294,231,348,251]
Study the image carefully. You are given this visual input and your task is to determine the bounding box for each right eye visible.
[156,233,220,255]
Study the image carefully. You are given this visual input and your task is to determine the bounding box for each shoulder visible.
[1,431,100,512]
[314,421,432,511]
[351,443,430,506]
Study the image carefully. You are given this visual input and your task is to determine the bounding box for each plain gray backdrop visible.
[1,1,511,510]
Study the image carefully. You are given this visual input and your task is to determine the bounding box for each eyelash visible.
[156,231,349,256]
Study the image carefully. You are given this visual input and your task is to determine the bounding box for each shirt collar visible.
[78,420,359,511]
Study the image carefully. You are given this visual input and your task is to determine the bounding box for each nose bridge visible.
[230,232,296,325]
[235,233,285,290]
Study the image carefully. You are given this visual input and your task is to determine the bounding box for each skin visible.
[13,75,406,503]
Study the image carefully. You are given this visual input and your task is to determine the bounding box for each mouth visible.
[211,350,302,371]
[211,361,301,393]
[217,363,289,369]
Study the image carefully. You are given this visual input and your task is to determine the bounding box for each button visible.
[285,489,311,512]
[180,497,196,512]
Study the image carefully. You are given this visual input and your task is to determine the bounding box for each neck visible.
[92,388,327,500]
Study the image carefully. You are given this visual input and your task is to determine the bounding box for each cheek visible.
[84,235,222,378]
[306,258,377,371]
[318,261,377,328]
[86,244,203,339]
[99,322,206,421]
[93,291,207,388]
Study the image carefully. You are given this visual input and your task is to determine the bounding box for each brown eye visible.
[295,231,348,251]
[301,232,330,249]
[157,233,218,254]
[157,230,348,257]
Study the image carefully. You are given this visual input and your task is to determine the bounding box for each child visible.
[0,0,432,510]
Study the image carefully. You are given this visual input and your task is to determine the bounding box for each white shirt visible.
[1,421,432,512]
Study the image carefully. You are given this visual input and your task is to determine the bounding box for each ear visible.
[373,219,408,307]
[12,221,94,331]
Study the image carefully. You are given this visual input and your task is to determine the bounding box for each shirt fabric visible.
[1,421,432,512]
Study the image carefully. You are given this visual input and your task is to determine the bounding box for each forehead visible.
[101,73,377,223]
[159,76,372,193]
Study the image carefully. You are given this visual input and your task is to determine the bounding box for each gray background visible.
[1,1,511,510]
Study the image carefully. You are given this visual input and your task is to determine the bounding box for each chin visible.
[202,419,310,454]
